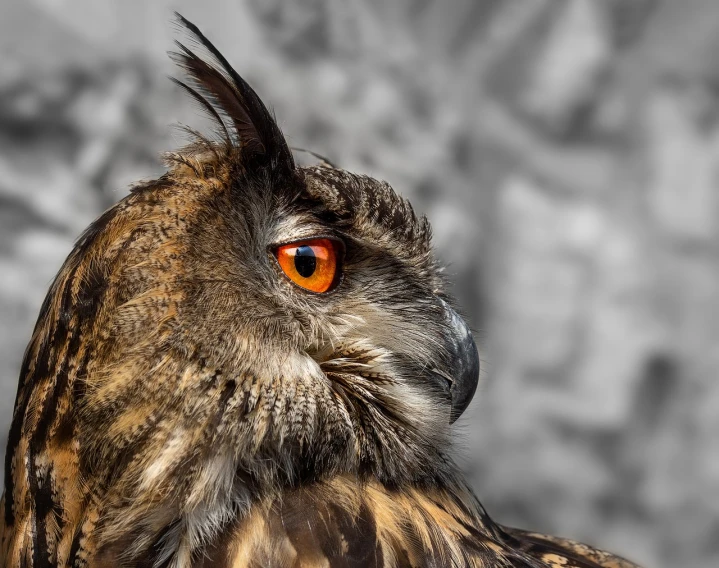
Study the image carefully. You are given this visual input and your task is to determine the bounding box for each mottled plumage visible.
[1,15,641,568]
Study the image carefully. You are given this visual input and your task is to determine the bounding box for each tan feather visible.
[1,15,641,568]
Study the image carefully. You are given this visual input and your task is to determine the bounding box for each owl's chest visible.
[171,479,538,568]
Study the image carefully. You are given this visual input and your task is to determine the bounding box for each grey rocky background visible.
[1,1,718,567]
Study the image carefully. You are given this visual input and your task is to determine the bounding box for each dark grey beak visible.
[433,300,480,423]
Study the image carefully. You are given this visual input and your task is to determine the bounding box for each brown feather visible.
[1,15,642,568]
[172,12,294,173]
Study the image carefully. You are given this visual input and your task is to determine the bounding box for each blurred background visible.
[1,0,718,566]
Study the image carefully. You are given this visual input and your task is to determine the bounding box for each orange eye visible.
[275,238,342,293]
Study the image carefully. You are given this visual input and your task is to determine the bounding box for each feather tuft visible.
[171,13,295,173]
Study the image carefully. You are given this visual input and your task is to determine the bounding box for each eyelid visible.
[270,233,343,247]
[270,235,345,257]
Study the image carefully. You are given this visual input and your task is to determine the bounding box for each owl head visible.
[4,14,480,557]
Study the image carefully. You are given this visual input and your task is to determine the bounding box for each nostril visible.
[428,369,453,399]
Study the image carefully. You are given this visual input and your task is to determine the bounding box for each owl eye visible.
[274,238,343,293]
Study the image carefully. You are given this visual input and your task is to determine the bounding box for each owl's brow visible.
[301,166,433,257]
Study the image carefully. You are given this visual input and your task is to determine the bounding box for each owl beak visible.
[438,300,480,424]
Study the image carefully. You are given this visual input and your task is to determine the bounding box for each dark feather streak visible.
[172,13,295,173]
[168,77,231,147]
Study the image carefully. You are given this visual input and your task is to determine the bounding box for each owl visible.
[1,14,641,568]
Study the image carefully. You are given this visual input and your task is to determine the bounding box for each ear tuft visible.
[171,13,295,174]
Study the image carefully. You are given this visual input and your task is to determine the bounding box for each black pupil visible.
[294,245,317,278]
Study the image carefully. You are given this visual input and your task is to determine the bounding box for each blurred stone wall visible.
[2,1,719,567]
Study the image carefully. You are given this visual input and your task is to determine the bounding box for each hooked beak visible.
[431,300,480,423]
